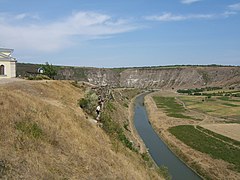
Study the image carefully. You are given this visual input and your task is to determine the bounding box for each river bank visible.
[144,91,240,180]
[133,93,201,180]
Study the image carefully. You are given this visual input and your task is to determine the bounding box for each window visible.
[0,65,4,75]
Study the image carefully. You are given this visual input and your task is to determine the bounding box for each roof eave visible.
[0,58,17,62]
[0,48,14,53]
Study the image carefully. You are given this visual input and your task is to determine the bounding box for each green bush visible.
[141,152,151,162]
[27,74,50,80]
[123,103,129,108]
[78,98,89,109]
[43,62,57,79]
[78,90,98,115]
[158,166,171,180]
[27,75,34,80]
[35,75,50,80]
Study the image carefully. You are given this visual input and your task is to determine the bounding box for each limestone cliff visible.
[17,63,240,89]
[119,67,240,89]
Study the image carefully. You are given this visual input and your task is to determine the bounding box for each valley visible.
[0,64,239,179]
[145,89,240,179]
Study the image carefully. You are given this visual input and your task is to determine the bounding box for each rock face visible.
[86,68,120,87]
[120,68,202,88]
[57,67,120,87]
[82,66,240,89]
[119,67,240,89]
[16,63,240,89]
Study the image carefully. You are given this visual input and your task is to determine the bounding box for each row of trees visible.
[177,87,223,94]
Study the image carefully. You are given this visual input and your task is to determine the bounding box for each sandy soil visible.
[201,124,240,141]
[144,91,240,180]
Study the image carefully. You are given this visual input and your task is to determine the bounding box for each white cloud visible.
[223,11,237,17]
[228,3,240,11]
[0,11,139,52]
[0,12,40,25]
[14,13,27,20]
[14,13,40,20]
[181,0,202,4]
[145,12,215,21]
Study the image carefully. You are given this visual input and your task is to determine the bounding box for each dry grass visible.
[0,80,162,179]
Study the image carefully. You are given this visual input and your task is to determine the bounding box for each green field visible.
[196,126,240,147]
[218,96,240,102]
[153,96,193,119]
[178,95,240,120]
[169,125,240,172]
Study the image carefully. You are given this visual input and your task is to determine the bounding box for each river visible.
[133,93,201,180]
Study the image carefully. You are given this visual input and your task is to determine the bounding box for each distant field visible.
[153,96,193,119]
[169,125,240,172]
[218,96,240,102]
[178,95,240,120]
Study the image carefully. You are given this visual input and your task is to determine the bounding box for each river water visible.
[133,93,201,180]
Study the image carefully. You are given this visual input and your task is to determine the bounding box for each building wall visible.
[0,60,16,78]
[10,61,16,77]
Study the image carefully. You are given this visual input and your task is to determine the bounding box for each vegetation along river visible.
[133,93,201,180]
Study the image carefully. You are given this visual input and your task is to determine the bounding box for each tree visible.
[43,62,57,79]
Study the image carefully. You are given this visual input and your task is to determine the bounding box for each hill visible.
[0,80,162,179]
[17,63,240,89]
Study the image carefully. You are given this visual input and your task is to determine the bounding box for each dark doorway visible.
[0,65,4,75]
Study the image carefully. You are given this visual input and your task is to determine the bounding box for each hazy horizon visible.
[17,62,240,69]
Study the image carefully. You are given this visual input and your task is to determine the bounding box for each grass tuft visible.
[15,121,43,139]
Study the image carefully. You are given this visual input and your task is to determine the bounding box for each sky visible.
[0,0,240,67]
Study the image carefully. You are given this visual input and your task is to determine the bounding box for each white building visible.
[0,48,17,78]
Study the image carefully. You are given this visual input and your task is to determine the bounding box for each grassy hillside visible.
[0,80,162,179]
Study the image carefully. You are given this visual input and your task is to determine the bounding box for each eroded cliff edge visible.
[17,64,240,89]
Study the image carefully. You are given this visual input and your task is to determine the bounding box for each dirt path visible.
[194,125,240,149]
[200,124,240,142]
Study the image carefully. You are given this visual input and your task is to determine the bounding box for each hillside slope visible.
[0,80,162,179]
